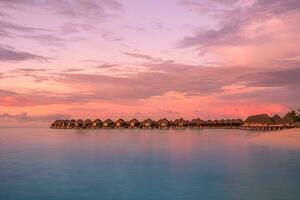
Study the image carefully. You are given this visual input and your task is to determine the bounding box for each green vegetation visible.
[291,111,300,121]
[283,110,300,122]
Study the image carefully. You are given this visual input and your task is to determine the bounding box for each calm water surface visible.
[0,128,299,200]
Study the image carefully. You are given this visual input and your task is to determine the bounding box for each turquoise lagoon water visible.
[0,128,299,200]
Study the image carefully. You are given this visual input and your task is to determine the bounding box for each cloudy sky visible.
[0,0,299,127]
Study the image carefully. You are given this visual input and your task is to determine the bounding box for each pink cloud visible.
[0,0,299,126]
[0,45,48,61]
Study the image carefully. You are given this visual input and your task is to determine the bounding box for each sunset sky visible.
[0,0,299,127]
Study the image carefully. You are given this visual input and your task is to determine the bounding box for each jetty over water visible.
[50,111,299,130]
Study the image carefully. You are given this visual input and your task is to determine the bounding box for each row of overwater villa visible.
[50,118,243,130]
[50,111,298,130]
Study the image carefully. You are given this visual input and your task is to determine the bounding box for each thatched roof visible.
[212,120,219,124]
[237,119,244,123]
[244,114,274,125]
[115,118,126,124]
[93,119,102,123]
[272,114,284,124]
[158,118,169,123]
[76,119,84,124]
[174,118,187,125]
[231,119,243,124]
[84,119,92,124]
[142,118,154,124]
[104,119,114,124]
[205,120,212,125]
[157,118,170,126]
[129,118,140,124]
[190,118,203,125]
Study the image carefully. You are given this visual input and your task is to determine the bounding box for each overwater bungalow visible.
[242,114,281,130]
[55,120,62,128]
[272,114,284,128]
[83,119,92,129]
[50,120,58,128]
[218,119,224,126]
[60,120,66,128]
[157,118,170,129]
[212,120,219,127]
[128,118,140,129]
[219,119,225,127]
[103,119,114,129]
[201,119,206,127]
[272,114,283,123]
[190,118,203,129]
[75,119,84,129]
[53,120,60,128]
[203,120,210,127]
[142,118,156,129]
[62,120,69,129]
[69,119,76,129]
[57,120,63,128]
[115,119,127,129]
[225,119,231,126]
[201,119,243,128]
[174,118,187,129]
[66,119,74,128]
[232,119,243,127]
[238,119,244,126]
[92,119,103,129]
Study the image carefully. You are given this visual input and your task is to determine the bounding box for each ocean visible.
[0,128,299,200]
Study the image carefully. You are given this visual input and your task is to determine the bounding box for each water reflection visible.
[0,128,299,200]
